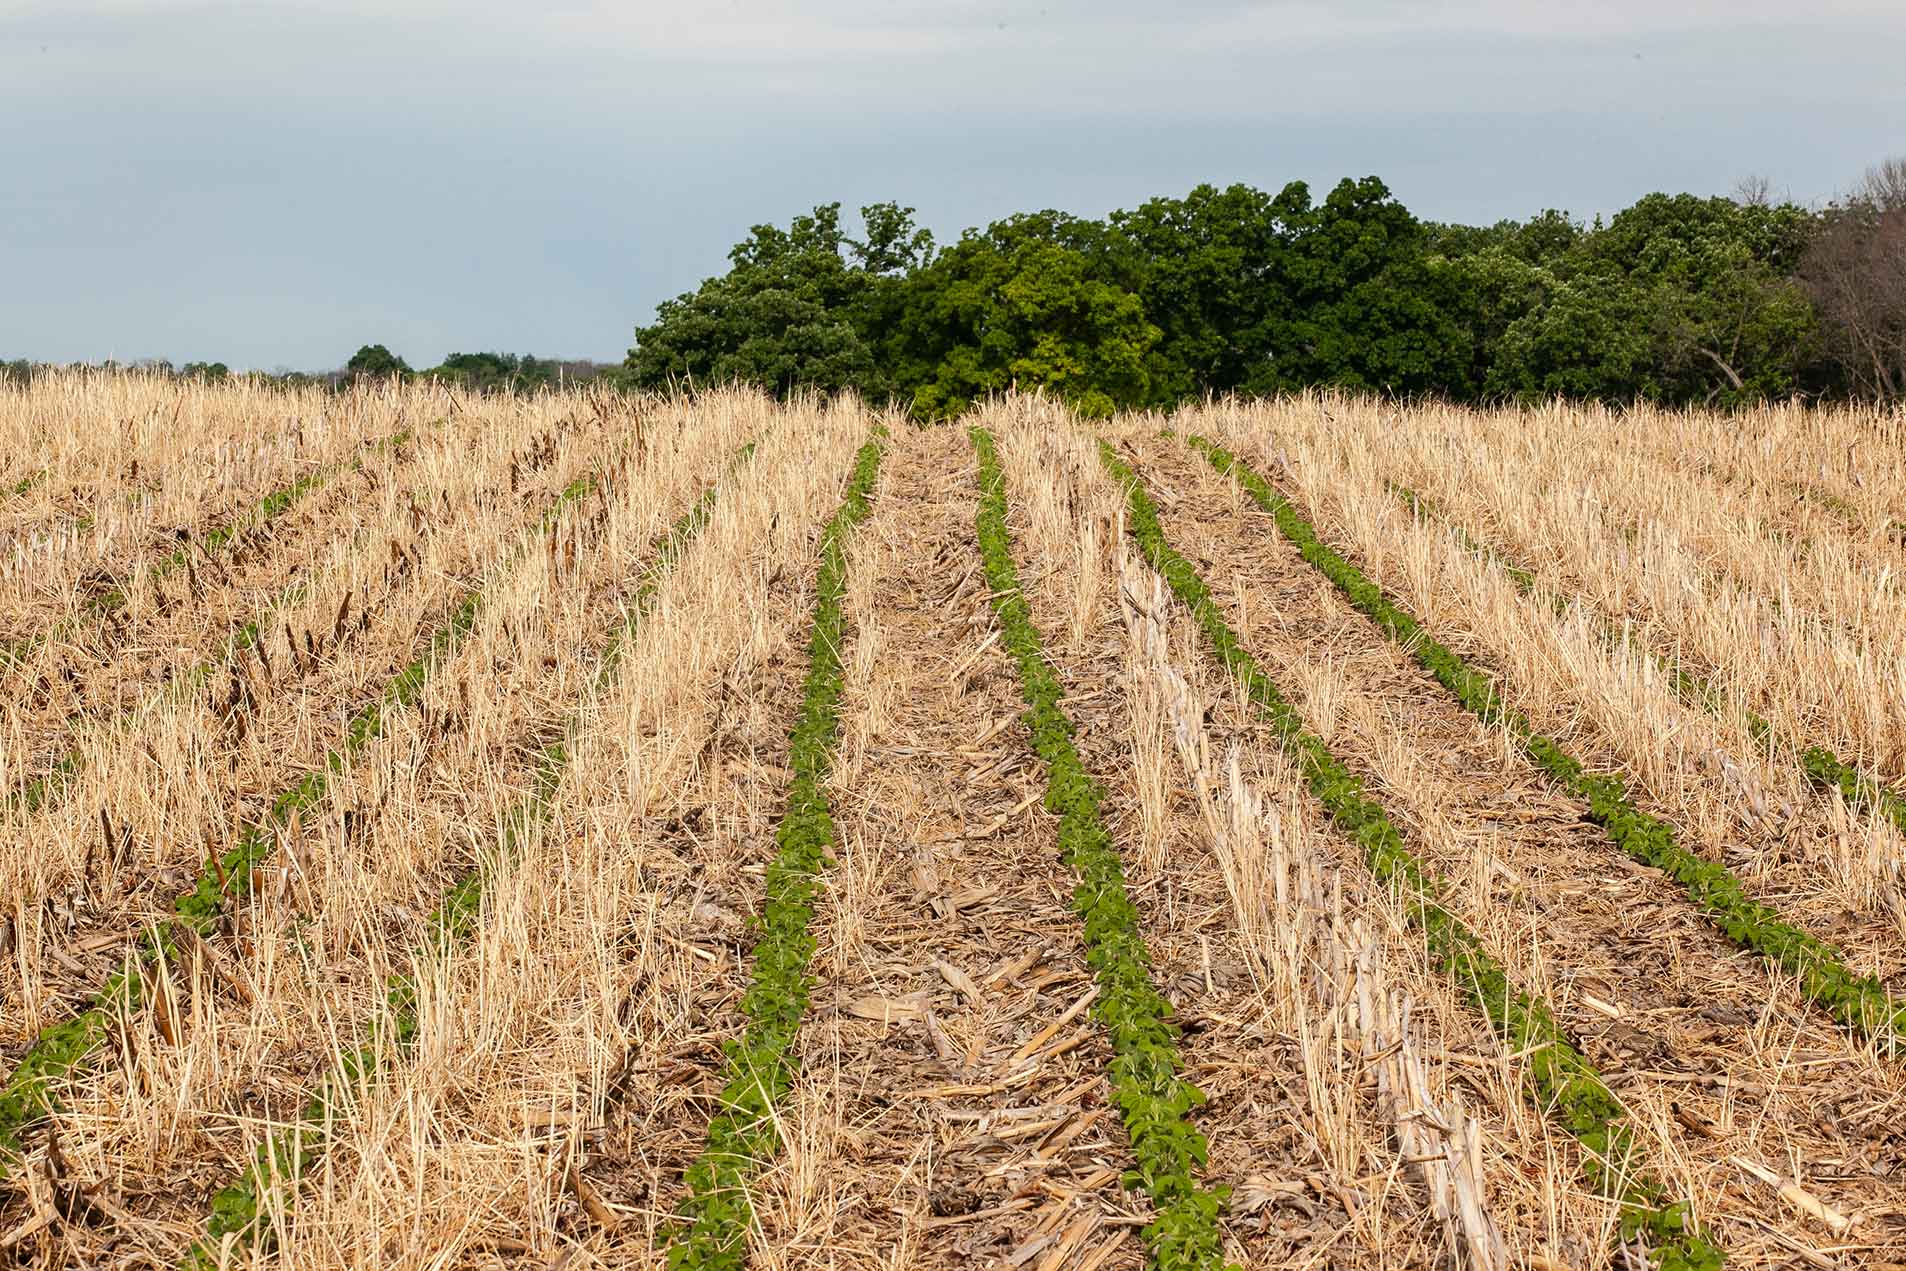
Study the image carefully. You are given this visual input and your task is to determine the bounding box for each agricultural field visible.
[1,373,1904,1271]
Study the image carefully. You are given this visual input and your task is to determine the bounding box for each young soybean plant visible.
[1100,441,1722,1271]
[186,443,759,1268]
[666,427,887,1271]
[969,426,1234,1271]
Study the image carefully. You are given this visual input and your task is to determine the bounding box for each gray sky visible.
[5,1,1904,370]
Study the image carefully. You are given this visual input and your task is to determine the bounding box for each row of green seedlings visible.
[1388,483,1906,846]
[0,424,419,677]
[665,427,887,1271]
[967,428,1233,1271]
[186,441,759,1267]
[0,452,605,1180]
[7,419,505,817]
[1187,436,1906,1045]
[1098,443,1722,1271]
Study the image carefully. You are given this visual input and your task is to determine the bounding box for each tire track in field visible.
[1120,429,1906,1266]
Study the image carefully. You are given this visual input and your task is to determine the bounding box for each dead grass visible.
[4,381,1905,1269]
[1185,397,1906,953]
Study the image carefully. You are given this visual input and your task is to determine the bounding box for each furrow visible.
[1099,443,1721,1270]
[664,426,888,1270]
[1186,435,1906,1045]
[969,425,1231,1271]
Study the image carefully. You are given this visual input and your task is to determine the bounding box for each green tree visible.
[1108,183,1286,403]
[625,202,930,399]
[1253,177,1472,395]
[893,215,1159,418]
[1480,193,1821,404]
[345,344,411,381]
[1486,273,1658,400]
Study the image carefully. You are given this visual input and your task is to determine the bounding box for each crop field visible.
[2,374,1905,1271]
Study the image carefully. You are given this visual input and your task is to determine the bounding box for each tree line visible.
[11,160,1900,412]
[622,160,1906,415]
[338,346,615,393]
[0,350,616,394]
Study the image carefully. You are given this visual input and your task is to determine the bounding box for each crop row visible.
[1390,483,1906,843]
[1099,442,1720,1270]
[0,425,411,678]
[666,427,887,1271]
[188,442,757,1265]
[5,422,485,818]
[0,455,600,1178]
[1189,436,1906,1043]
[969,427,1231,1271]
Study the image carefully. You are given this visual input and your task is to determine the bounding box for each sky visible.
[5,1,1905,371]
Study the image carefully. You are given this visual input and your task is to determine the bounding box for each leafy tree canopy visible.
[624,202,932,398]
[585,161,1890,410]
[344,344,411,380]
[893,217,1158,419]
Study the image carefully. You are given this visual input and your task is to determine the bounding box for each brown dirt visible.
[1115,426,1906,1267]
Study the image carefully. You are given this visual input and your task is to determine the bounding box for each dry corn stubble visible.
[1389,475,1906,929]
[0,400,621,1054]
[0,473,633,1210]
[1189,404,1906,983]
[0,394,750,1265]
[0,404,503,810]
[0,454,626,1247]
[1102,435,1729,1270]
[1115,553,1522,1271]
[1544,398,1906,583]
[740,423,1156,1271]
[165,399,870,1269]
[1025,417,1538,1270]
[0,373,419,645]
[1113,424,1905,1267]
[165,407,774,1267]
[1619,399,1906,532]
[6,380,1906,1271]
[1310,396,1906,789]
[1402,397,1905,632]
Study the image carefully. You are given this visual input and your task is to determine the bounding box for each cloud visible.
[2,0,1903,367]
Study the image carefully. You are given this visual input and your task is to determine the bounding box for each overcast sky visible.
[5,1,1904,371]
